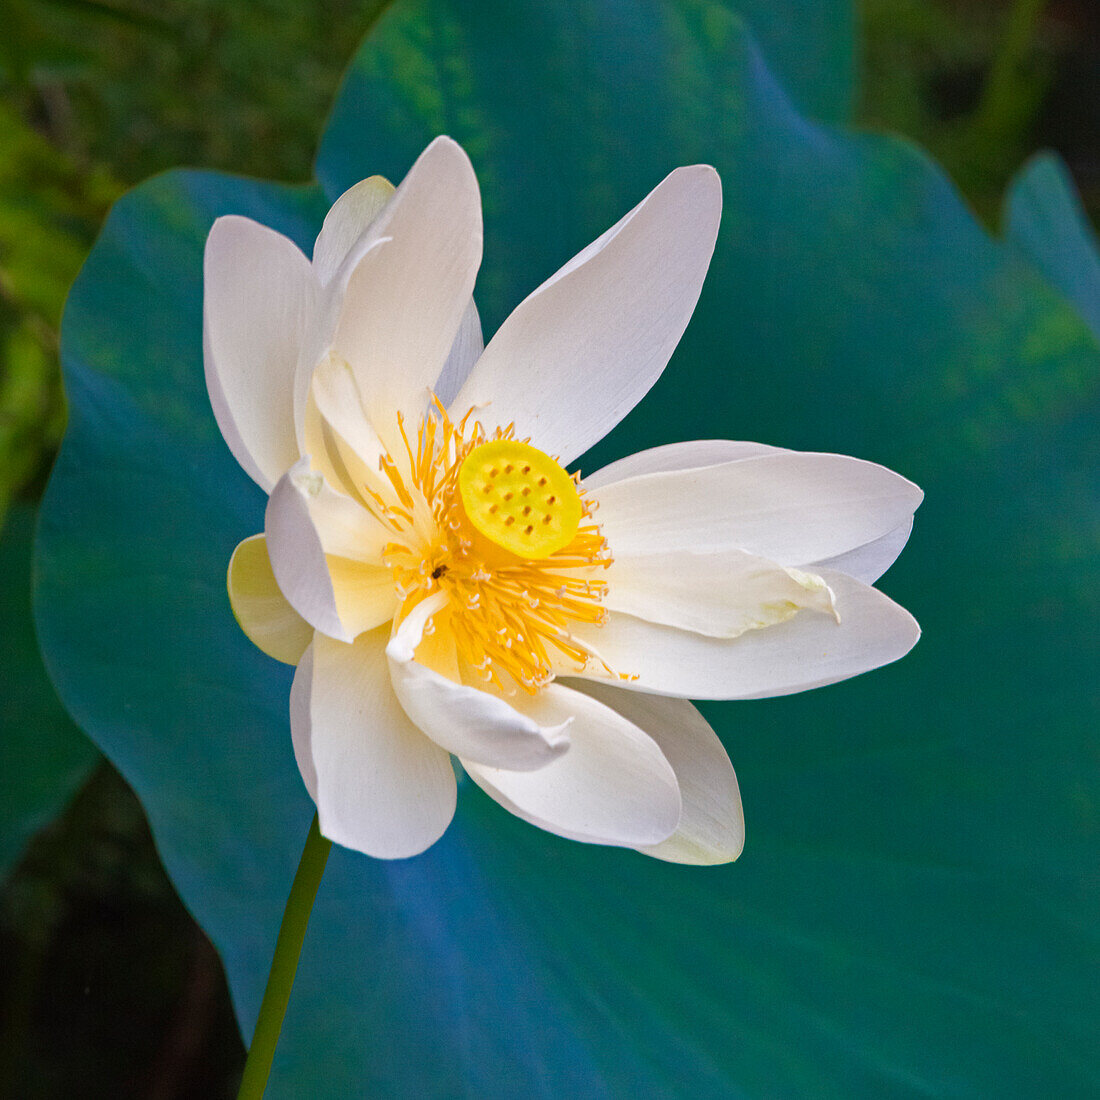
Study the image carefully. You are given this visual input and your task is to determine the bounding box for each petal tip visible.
[668,162,723,211]
[316,807,452,861]
[418,133,476,177]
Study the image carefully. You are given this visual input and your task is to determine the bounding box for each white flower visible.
[204,137,921,863]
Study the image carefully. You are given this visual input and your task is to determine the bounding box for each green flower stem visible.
[237,813,331,1100]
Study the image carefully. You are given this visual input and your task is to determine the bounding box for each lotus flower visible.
[204,136,921,863]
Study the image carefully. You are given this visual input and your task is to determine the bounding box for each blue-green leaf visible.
[1,505,97,878]
[36,171,329,1020]
[38,5,1098,1097]
[714,0,855,121]
[1005,151,1100,338]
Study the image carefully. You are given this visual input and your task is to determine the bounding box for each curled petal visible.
[226,534,313,665]
[265,458,395,641]
[300,385,375,501]
[567,570,919,700]
[386,594,571,771]
[327,137,483,450]
[462,683,681,848]
[605,547,836,638]
[293,232,390,454]
[569,682,744,865]
[309,298,482,495]
[309,353,387,475]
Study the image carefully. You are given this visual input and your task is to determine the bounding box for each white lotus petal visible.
[271,457,390,561]
[570,682,744,865]
[265,458,394,641]
[453,165,721,464]
[289,641,318,801]
[582,439,785,490]
[311,176,395,286]
[385,594,570,771]
[300,386,372,502]
[567,570,920,699]
[265,464,341,639]
[310,353,387,474]
[203,216,317,490]
[310,298,481,494]
[462,683,681,847]
[433,298,484,407]
[329,137,482,450]
[310,629,456,859]
[810,518,915,584]
[293,232,390,455]
[328,557,399,640]
[605,547,836,638]
[226,534,313,665]
[596,451,923,565]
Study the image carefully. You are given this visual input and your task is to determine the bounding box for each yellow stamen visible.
[361,399,620,694]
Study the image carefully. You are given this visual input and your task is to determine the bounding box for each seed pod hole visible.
[457,439,583,559]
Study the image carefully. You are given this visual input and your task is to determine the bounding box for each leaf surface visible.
[37,6,1099,1095]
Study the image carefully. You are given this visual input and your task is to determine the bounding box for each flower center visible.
[457,440,582,559]
[362,400,615,694]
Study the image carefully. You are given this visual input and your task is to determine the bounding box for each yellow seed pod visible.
[458,440,582,559]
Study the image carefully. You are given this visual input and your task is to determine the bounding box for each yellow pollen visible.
[358,399,624,694]
[458,440,582,559]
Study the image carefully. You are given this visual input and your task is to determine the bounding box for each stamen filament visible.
[371,398,617,693]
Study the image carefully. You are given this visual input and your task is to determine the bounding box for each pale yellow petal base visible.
[228,534,313,664]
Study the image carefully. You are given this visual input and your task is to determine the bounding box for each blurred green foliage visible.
[861,0,1100,221]
[2,0,389,182]
[0,103,113,519]
[0,0,388,527]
